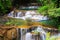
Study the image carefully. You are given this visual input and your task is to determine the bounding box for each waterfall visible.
[16,28,21,40]
[8,11,14,17]
[16,26,47,40]
[8,10,48,21]
[17,12,22,17]
[35,26,46,40]
[25,32,32,40]
[20,28,28,40]
[20,28,23,40]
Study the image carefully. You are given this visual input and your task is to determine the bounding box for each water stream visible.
[8,10,60,40]
[8,11,48,21]
[17,26,47,40]
[8,10,49,40]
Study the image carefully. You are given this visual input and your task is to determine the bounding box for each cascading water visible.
[16,26,47,40]
[25,26,46,40]
[19,28,28,40]
[20,28,23,40]
[16,12,22,17]
[8,10,48,40]
[8,11,14,17]
[35,26,46,40]
[25,32,32,40]
[8,11,48,21]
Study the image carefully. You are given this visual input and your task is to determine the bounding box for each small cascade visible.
[19,28,28,40]
[20,28,23,40]
[8,11,14,17]
[15,26,59,40]
[17,12,22,17]
[8,10,48,21]
[36,26,46,40]
[19,26,46,40]
[25,32,32,40]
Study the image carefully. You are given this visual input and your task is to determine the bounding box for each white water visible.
[17,12,22,17]
[8,11,48,21]
[25,26,46,40]
[18,26,46,40]
[20,28,22,40]
[36,26,46,40]
[25,32,32,40]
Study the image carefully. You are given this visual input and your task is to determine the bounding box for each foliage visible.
[5,18,27,26]
[38,0,60,28]
[38,5,49,15]
[58,25,60,31]
[38,6,60,17]
[46,32,59,40]
[37,0,59,7]
[38,6,48,12]
[48,8,60,17]
[38,8,60,28]
[40,19,59,28]
[0,0,12,16]
[49,37,57,40]
[46,32,50,40]
[0,18,27,26]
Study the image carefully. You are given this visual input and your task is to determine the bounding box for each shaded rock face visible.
[0,17,8,26]
[12,0,38,6]
[0,28,17,40]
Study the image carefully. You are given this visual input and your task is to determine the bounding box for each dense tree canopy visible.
[0,0,12,16]
[0,0,40,16]
[38,0,60,28]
